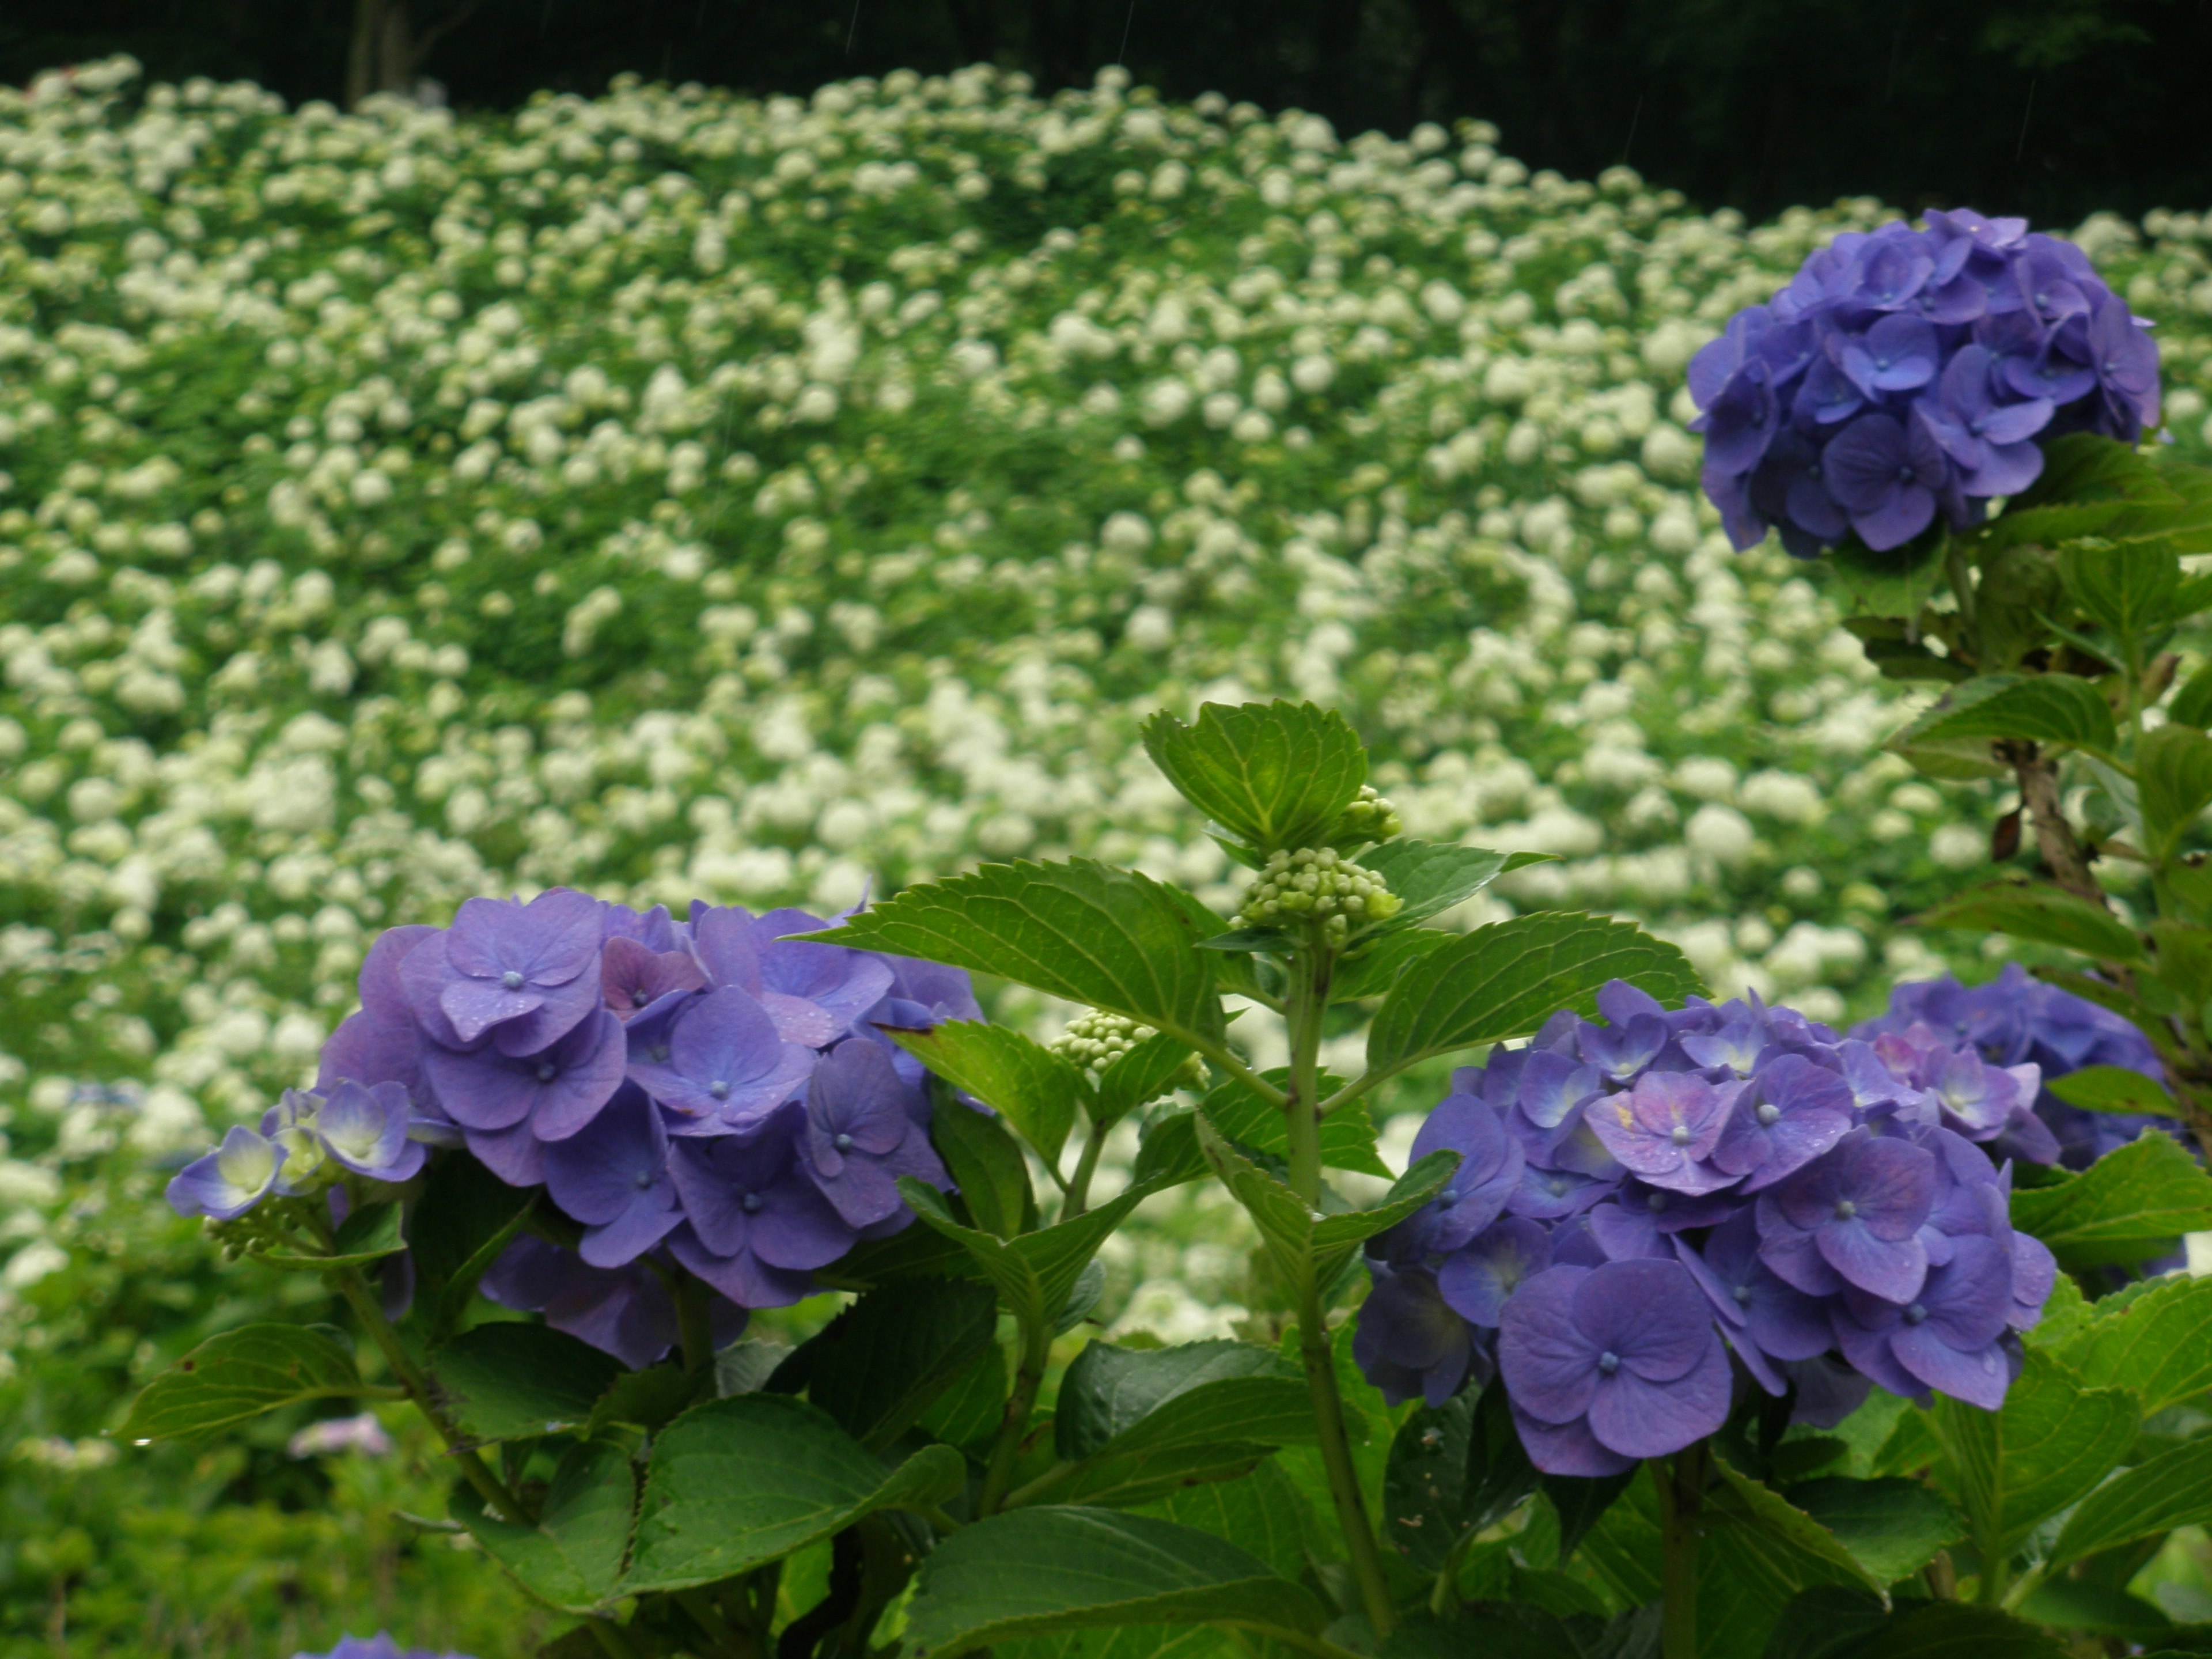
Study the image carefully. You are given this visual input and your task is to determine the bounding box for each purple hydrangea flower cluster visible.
[1355,982,2059,1476]
[1855,964,2173,1170]
[171,888,979,1366]
[292,1637,472,1659]
[1691,210,2161,557]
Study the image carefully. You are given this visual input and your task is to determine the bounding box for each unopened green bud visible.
[1230,846,1402,940]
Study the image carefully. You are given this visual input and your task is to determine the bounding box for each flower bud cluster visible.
[1232,847,1403,945]
[1334,785,1403,843]
[1050,1009,1206,1096]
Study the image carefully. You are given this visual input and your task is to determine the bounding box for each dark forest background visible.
[6,0,2210,226]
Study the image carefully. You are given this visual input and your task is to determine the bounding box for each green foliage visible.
[1762,1589,2070,1659]
[770,1279,999,1453]
[2046,1064,2180,1115]
[1139,700,1368,859]
[454,1438,637,1614]
[430,1323,626,1442]
[1366,911,1704,1074]
[2059,1272,2212,1415]
[1931,1349,2141,1560]
[120,1324,375,1442]
[1044,1340,1312,1507]
[887,1022,1089,1165]
[1353,840,1554,930]
[902,1508,1327,1657]
[623,1395,964,1595]
[1200,1070,1391,1177]
[1916,881,2146,962]
[2048,1438,2212,1570]
[1893,673,2118,756]
[2008,1131,2212,1267]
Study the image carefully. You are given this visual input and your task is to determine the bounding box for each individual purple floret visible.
[601,934,705,1020]
[1692,213,2160,557]
[1831,1233,2018,1410]
[1436,1217,1551,1327]
[305,1079,427,1183]
[1586,1071,1737,1194]
[1676,1210,1834,1395]
[318,924,437,1105]
[666,1104,857,1307]
[626,985,818,1134]
[481,1234,745,1370]
[542,1085,684,1267]
[402,889,605,1055]
[290,1634,474,1659]
[1710,1054,1854,1192]
[1353,1260,1482,1408]
[1497,1258,1732,1475]
[798,1039,948,1229]
[1384,1091,1525,1258]
[1755,1129,1936,1304]
[421,1007,628,1143]
[168,1124,286,1219]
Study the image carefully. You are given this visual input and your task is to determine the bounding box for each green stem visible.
[1284,954,1331,1207]
[332,1264,527,1524]
[1223,1624,1376,1659]
[1184,1034,1287,1111]
[1001,1459,1075,1510]
[1654,1442,1706,1659]
[675,1267,715,1376]
[978,1311,1051,1516]
[1062,1120,1108,1222]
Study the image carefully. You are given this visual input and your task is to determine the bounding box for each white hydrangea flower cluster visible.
[1232,847,1403,944]
[0,54,2208,1158]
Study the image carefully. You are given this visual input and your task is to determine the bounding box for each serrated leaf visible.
[771,1278,999,1452]
[799,859,1224,1048]
[2169,663,2212,729]
[1140,700,1367,856]
[453,1438,635,1613]
[1332,927,1455,1003]
[1201,1070,1389,1178]
[1975,499,2130,554]
[1896,672,2116,756]
[1760,1589,2070,1659]
[586,1365,710,1435]
[1145,1462,1318,1581]
[120,1324,368,1441]
[887,1022,1090,1165]
[2061,1272,2212,1415]
[902,1506,1328,1657]
[263,1201,407,1269]
[2060,537,2185,642]
[917,1341,1009,1453]
[432,1323,624,1442]
[1366,911,1702,1076]
[2046,1064,2177,1116]
[1708,1449,1881,1598]
[622,1393,963,1594]
[1931,1349,2140,1558]
[931,1094,1035,1239]
[898,1177,1154,1331]
[1357,841,1551,929]
[2140,724,2212,858]
[1047,1343,1309,1506]
[1782,1476,1961,1588]
[1915,881,2145,963]
[2011,1130,2212,1267]
[2048,1435,2212,1569]
[1382,1383,1537,1573]
[1131,1108,1210,1190]
[713,1339,790,1398]
[1094,1030,1199,1126]
[2016,1579,2174,1636]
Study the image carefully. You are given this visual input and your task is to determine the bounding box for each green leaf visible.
[1975,499,2130,554]
[453,1438,635,1613]
[2016,1579,2174,1637]
[917,1342,1009,1453]
[1782,1477,1962,1588]
[622,1394,964,1594]
[1381,1604,1590,1659]
[771,1278,999,1453]
[1382,1383,1536,1572]
[1761,1589,2070,1659]
[1144,1461,1319,1580]
[2169,662,2212,730]
[1094,1030,1199,1126]
[410,1152,537,1343]
[2010,1131,2212,1267]
[887,1022,1090,1165]
[1894,672,2116,756]
[1707,1449,1881,1598]
[2061,1272,2212,1415]
[1915,881,2146,964]
[119,1324,368,1442]
[712,1339,791,1398]
[1131,1108,1210,1190]
[1357,840,1552,929]
[262,1201,407,1268]
[799,859,1223,1048]
[432,1323,625,1442]
[930,1095,1036,1239]
[1200,1070,1389,1178]
[898,1177,1154,1331]
[1046,1341,1310,1507]
[1139,700,1367,856]
[2048,1435,2212,1569]
[586,1366,710,1436]
[1366,911,1702,1075]
[1931,1349,2140,1558]
[1331,927,1455,1004]
[1823,535,1948,621]
[2046,1064,2177,1116]
[2017,432,2172,510]
[2141,724,2212,858]
[2059,537,2184,642]
[901,1506,1328,1657]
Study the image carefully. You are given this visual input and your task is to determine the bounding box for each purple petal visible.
[1891,1327,2011,1410]
[1585,1340,1731,1459]
[1571,1257,1715,1382]
[1497,1264,1599,1423]
[1509,1401,1634,1478]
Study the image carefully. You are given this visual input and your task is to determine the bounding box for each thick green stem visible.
[332,1264,527,1524]
[978,1312,1051,1516]
[1654,1442,1706,1659]
[1283,953,1331,1207]
[1062,1121,1108,1222]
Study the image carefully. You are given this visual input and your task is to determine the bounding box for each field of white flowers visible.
[6,54,2212,1364]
